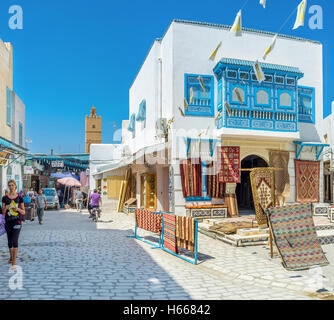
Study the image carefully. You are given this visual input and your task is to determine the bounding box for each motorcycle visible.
[91,207,101,222]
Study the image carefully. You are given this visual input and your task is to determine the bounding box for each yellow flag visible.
[234,88,243,104]
[263,34,277,60]
[260,0,266,8]
[230,10,242,37]
[184,98,188,109]
[293,0,307,30]
[253,60,265,84]
[179,107,185,117]
[198,76,206,92]
[209,42,222,61]
[189,87,194,104]
[225,102,232,116]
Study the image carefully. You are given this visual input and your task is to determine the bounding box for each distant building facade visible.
[0,38,27,195]
[85,107,102,153]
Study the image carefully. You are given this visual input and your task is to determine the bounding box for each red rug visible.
[295,160,320,203]
[217,147,240,183]
[179,158,202,198]
[163,213,179,254]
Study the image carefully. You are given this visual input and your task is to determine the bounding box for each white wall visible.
[89,143,123,189]
[128,40,164,154]
[170,21,323,141]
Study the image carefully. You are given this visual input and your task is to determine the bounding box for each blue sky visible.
[0,0,332,154]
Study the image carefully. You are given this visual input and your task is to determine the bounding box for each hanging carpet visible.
[224,194,239,217]
[295,160,320,203]
[179,158,202,198]
[163,213,179,254]
[217,146,240,183]
[205,161,225,198]
[269,150,290,200]
[135,209,162,234]
[250,168,275,226]
[267,203,329,271]
[176,216,196,252]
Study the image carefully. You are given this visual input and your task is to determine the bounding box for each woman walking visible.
[2,180,25,269]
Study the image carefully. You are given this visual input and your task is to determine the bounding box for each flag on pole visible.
[260,0,266,8]
[198,76,206,92]
[179,107,185,117]
[225,102,232,116]
[184,98,188,109]
[293,0,307,30]
[234,88,243,104]
[263,34,277,60]
[189,87,194,104]
[209,42,222,61]
[230,10,242,37]
[253,60,265,84]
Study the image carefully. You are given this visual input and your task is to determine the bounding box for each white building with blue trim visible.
[91,19,328,215]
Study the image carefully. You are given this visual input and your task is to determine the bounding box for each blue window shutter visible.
[127,114,136,132]
[19,122,23,146]
[136,100,146,122]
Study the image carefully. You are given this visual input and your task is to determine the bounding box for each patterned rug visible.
[176,216,196,252]
[179,158,202,198]
[224,194,239,217]
[269,150,290,201]
[135,209,162,234]
[217,146,240,183]
[163,213,179,254]
[205,161,225,198]
[250,168,275,226]
[267,203,329,271]
[295,160,320,203]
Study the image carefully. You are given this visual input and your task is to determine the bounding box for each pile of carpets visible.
[209,220,258,235]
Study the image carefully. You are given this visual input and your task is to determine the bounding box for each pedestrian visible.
[27,188,34,199]
[2,180,25,270]
[75,188,83,212]
[57,188,63,204]
[88,189,102,218]
[32,191,37,202]
[35,189,47,225]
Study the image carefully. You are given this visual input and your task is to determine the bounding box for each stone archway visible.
[236,155,268,212]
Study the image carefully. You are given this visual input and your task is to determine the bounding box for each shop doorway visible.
[236,155,268,213]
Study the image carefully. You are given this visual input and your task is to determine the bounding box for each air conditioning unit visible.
[155,118,167,138]
[121,145,132,157]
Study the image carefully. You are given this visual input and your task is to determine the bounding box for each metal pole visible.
[194,219,198,265]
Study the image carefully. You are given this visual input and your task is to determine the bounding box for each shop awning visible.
[294,141,329,160]
[0,136,28,154]
[93,143,167,175]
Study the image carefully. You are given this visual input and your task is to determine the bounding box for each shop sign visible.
[23,166,34,174]
[51,161,64,168]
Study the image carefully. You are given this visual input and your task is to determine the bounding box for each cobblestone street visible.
[0,209,332,300]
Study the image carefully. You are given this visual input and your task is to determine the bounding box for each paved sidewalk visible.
[0,209,329,300]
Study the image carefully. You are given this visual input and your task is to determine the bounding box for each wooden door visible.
[107,176,124,199]
[145,174,157,210]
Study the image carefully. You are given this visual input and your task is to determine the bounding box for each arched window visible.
[280,92,292,107]
[232,87,245,103]
[256,90,269,105]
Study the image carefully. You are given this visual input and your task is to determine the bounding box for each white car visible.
[42,188,60,210]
